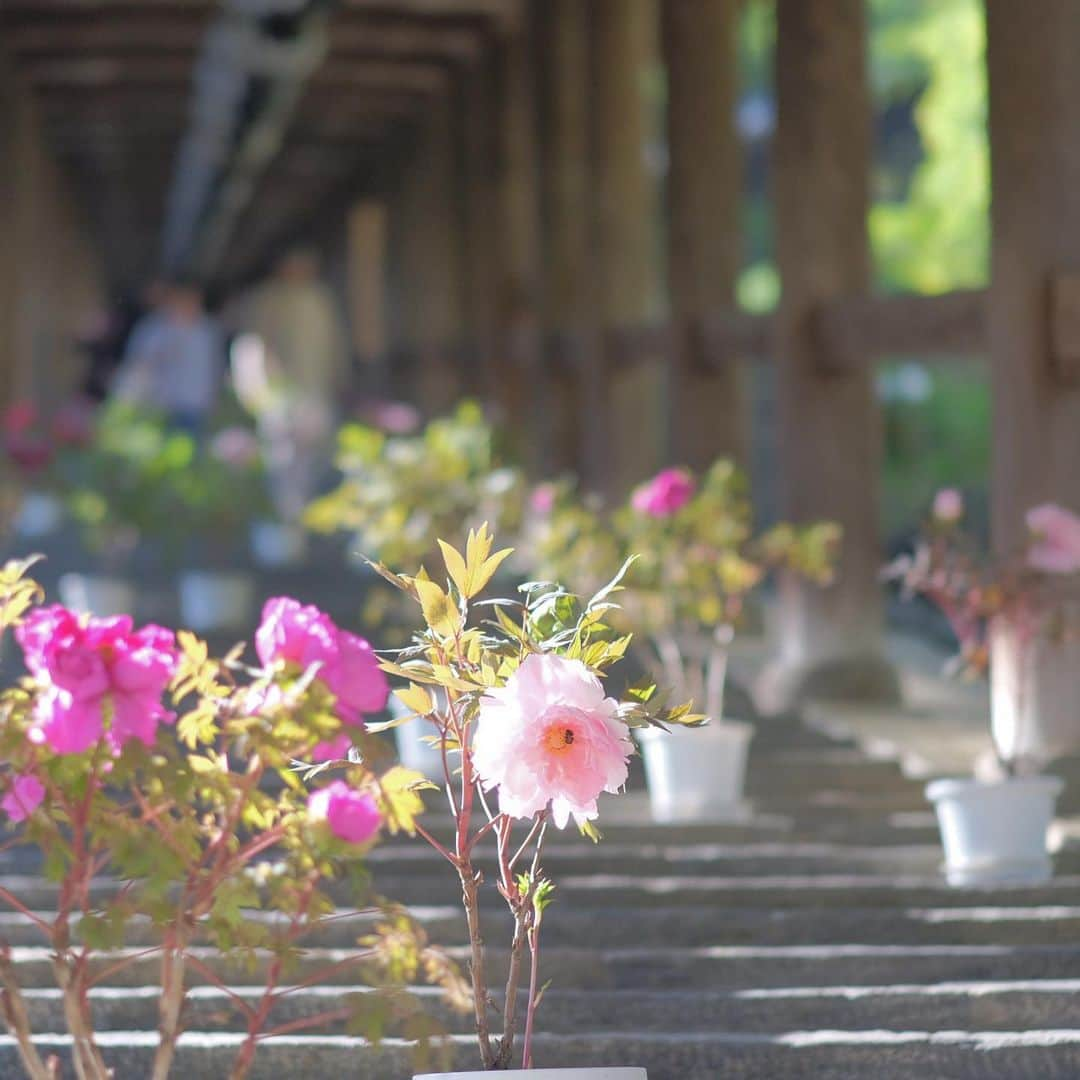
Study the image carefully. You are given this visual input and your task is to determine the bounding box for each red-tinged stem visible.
[0,886,51,936]
[522,928,541,1069]
[182,955,257,1021]
[414,822,458,866]
[87,946,162,990]
[0,947,52,1080]
[261,1005,351,1040]
[228,874,317,1080]
[273,951,374,997]
[149,930,186,1080]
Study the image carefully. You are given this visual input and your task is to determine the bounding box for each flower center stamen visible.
[542,726,576,753]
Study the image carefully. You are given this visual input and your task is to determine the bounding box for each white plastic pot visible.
[58,573,136,618]
[416,1070,646,1080]
[925,775,1063,887]
[389,692,450,781]
[250,521,307,568]
[637,721,753,824]
[990,616,1080,767]
[178,570,255,632]
[15,493,63,538]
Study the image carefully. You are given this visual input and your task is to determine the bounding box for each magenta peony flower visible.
[1026,504,1080,574]
[529,483,557,515]
[16,606,177,756]
[472,653,632,829]
[2,774,44,823]
[307,780,382,844]
[932,487,964,523]
[630,467,695,518]
[256,598,389,759]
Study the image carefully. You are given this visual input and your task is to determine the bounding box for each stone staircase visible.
[2,716,1080,1078]
[3,542,1080,1076]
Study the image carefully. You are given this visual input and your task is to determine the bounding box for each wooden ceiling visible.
[1,0,520,294]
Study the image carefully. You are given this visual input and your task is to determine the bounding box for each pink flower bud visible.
[307,781,382,844]
[2,775,44,823]
[932,488,964,523]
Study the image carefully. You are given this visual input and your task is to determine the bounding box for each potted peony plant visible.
[0,556,460,1078]
[2,399,95,541]
[53,402,186,616]
[167,423,270,632]
[306,402,524,773]
[525,464,839,824]
[888,490,1080,886]
[358,525,699,1076]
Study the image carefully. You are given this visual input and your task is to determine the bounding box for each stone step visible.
[6,1028,1080,1080]
[3,902,1077,951]
[4,942,1080,993]
[11,870,1080,914]
[14,979,1080,1038]
[378,872,1080,911]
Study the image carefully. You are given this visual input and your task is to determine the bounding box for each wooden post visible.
[757,0,899,710]
[588,0,663,497]
[395,98,465,417]
[493,14,544,475]
[985,0,1080,549]
[345,200,388,366]
[461,56,499,404]
[662,0,746,470]
[538,0,592,473]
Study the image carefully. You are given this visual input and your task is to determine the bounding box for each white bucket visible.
[178,570,255,632]
[416,1071,647,1080]
[15,493,63,538]
[250,521,307,568]
[925,774,1063,887]
[57,573,136,618]
[637,721,753,824]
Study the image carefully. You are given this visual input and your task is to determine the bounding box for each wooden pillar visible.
[589,0,663,497]
[757,0,898,710]
[345,200,388,367]
[539,0,592,473]
[461,57,499,404]
[662,0,746,470]
[492,16,544,474]
[396,99,465,416]
[985,1,1080,549]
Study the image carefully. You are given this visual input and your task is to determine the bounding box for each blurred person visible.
[228,249,350,523]
[113,279,222,434]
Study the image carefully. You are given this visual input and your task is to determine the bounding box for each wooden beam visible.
[816,288,987,367]
[315,58,450,93]
[339,0,521,27]
[6,18,205,55]
[765,0,897,706]
[663,0,745,470]
[328,19,484,62]
[21,56,193,86]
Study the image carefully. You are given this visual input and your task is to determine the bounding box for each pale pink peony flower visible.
[210,426,261,469]
[1026,504,1080,574]
[307,780,382,844]
[932,487,964,523]
[630,468,695,518]
[16,606,177,756]
[256,598,389,759]
[2,775,44,823]
[472,653,632,829]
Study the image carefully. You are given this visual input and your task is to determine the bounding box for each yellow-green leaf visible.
[395,684,434,716]
[414,579,463,638]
